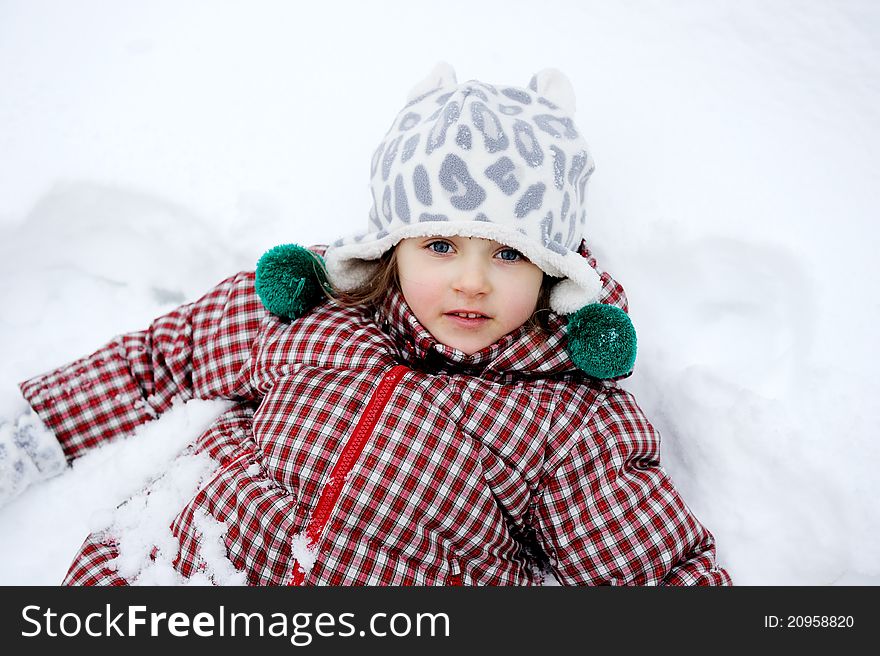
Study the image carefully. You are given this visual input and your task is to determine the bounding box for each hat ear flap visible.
[528,68,577,114]
[566,303,637,379]
[406,61,458,102]
[255,244,330,319]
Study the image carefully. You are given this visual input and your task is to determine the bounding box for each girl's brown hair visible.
[327,246,555,333]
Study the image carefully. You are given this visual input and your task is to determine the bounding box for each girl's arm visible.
[17,270,266,462]
[534,387,733,585]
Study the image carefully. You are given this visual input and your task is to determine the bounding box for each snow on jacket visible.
[19,244,732,586]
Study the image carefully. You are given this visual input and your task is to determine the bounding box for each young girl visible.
[4,64,731,585]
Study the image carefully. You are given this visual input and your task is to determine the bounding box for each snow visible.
[290,534,319,575]
[1,0,878,585]
[0,397,232,584]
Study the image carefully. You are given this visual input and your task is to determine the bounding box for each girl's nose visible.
[451,260,491,296]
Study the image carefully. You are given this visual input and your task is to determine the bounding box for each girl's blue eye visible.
[425,241,523,260]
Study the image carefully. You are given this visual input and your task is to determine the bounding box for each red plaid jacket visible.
[19,244,732,586]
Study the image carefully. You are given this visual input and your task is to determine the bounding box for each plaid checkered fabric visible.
[20,242,731,586]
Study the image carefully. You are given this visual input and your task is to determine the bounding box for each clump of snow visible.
[290,533,319,574]
[189,510,248,586]
[112,448,217,583]
[114,476,247,586]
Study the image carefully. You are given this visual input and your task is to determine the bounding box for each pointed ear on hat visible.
[566,303,637,379]
[255,244,331,319]
[406,61,458,102]
[528,68,577,114]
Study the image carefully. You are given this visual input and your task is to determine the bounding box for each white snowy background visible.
[0,0,877,585]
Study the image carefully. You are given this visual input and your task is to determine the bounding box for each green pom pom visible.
[566,303,637,379]
[255,244,330,319]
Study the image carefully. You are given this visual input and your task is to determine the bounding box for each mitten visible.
[0,410,67,509]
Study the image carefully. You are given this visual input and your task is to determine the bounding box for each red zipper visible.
[288,365,409,586]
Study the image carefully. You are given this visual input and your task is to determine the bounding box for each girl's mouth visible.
[444,312,490,328]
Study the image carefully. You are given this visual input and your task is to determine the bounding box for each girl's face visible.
[395,236,544,355]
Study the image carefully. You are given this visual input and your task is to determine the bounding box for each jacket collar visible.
[374,287,581,382]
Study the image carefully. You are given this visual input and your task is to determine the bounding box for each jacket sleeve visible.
[534,386,733,586]
[18,270,267,461]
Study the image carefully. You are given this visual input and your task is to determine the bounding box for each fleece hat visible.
[255,64,637,379]
[323,62,601,315]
